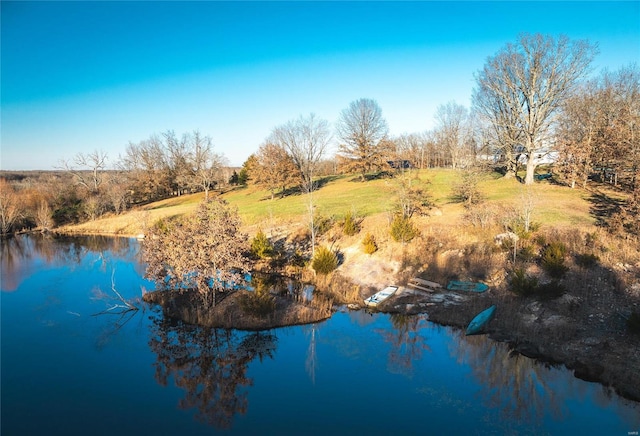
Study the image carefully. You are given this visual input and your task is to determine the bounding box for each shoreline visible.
[51,217,640,404]
[377,284,640,403]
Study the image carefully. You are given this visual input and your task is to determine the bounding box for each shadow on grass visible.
[348,171,396,182]
[257,176,342,202]
[587,190,627,227]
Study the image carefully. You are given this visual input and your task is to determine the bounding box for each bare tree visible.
[253,142,301,199]
[191,131,225,200]
[434,101,474,169]
[474,33,597,184]
[596,65,640,191]
[271,114,331,254]
[555,81,600,188]
[394,133,428,170]
[60,150,109,193]
[34,200,53,231]
[474,73,524,178]
[336,98,389,180]
[272,113,331,193]
[163,130,192,196]
[120,136,172,203]
[104,172,130,214]
[142,199,250,307]
[556,64,639,191]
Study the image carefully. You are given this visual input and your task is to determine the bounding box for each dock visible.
[407,277,443,293]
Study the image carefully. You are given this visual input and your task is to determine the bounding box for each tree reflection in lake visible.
[450,332,568,424]
[148,315,277,429]
[376,313,431,376]
[1,234,139,292]
[305,324,318,384]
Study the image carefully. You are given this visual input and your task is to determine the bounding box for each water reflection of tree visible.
[1,234,138,291]
[148,316,277,429]
[376,314,431,376]
[304,325,318,384]
[450,333,565,423]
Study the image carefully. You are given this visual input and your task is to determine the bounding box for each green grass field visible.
[63,168,601,235]
[223,169,597,229]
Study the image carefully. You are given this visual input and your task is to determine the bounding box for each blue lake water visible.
[1,234,639,435]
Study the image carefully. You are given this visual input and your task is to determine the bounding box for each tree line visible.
[1,32,638,236]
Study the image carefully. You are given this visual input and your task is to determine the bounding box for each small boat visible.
[447,280,489,293]
[364,286,398,308]
[466,305,497,336]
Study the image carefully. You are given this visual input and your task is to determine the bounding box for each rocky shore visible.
[372,283,640,403]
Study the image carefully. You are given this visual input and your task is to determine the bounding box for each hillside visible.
[59,169,597,237]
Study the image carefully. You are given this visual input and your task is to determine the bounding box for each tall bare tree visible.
[163,130,192,196]
[474,33,597,184]
[394,133,428,170]
[555,81,600,188]
[191,131,225,200]
[272,113,331,193]
[336,98,390,180]
[120,136,172,203]
[434,101,474,169]
[60,150,109,193]
[271,114,331,254]
[556,64,639,192]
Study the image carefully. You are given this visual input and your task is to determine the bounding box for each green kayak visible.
[446,280,489,293]
[466,305,497,336]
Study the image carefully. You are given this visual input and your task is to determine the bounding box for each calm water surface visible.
[1,235,638,435]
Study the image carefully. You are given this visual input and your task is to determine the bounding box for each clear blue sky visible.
[1,1,639,170]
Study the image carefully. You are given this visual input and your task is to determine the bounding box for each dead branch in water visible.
[92,268,139,316]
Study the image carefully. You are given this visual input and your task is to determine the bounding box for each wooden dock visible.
[407,277,443,293]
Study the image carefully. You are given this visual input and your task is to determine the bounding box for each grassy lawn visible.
[222,168,597,229]
[61,168,601,235]
[224,174,403,225]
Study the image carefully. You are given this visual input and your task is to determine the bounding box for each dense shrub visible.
[536,281,566,300]
[251,229,274,259]
[516,245,536,262]
[390,215,418,243]
[315,215,334,237]
[312,246,338,275]
[533,234,547,247]
[342,211,361,236]
[452,168,485,206]
[509,268,538,297]
[362,233,378,254]
[289,250,308,268]
[507,217,541,240]
[541,241,568,278]
[52,200,83,226]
